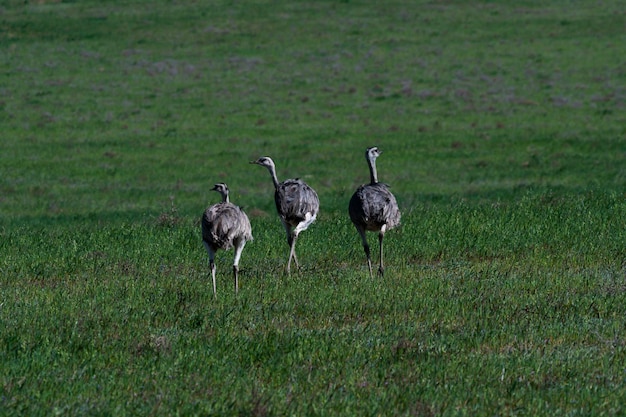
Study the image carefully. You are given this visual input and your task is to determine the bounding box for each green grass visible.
[1,0,625,415]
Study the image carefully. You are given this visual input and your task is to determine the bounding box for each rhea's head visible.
[211,183,229,202]
[250,156,276,170]
[366,146,382,163]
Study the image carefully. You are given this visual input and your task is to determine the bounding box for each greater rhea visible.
[201,183,253,298]
[251,156,319,273]
[349,146,401,277]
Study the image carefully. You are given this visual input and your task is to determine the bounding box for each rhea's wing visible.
[202,203,253,250]
[234,206,253,242]
[275,179,320,224]
[349,183,400,230]
[348,186,367,227]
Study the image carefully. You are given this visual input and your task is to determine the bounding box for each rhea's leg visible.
[355,225,372,278]
[287,233,299,274]
[378,231,385,277]
[292,250,299,269]
[290,213,314,271]
[232,265,239,295]
[283,223,296,273]
[211,261,217,297]
[203,241,217,298]
[232,240,247,295]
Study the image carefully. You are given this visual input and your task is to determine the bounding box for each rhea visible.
[349,146,401,277]
[251,156,319,273]
[201,183,253,298]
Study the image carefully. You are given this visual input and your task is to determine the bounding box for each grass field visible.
[1,0,625,415]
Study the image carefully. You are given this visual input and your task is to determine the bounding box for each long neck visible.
[268,165,280,189]
[368,157,378,184]
[222,193,229,203]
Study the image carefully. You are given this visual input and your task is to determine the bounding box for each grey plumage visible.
[251,156,319,273]
[202,183,253,297]
[349,146,400,277]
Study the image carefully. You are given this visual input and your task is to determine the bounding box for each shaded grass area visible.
[2,0,624,220]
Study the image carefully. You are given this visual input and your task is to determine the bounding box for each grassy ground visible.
[1,0,625,415]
